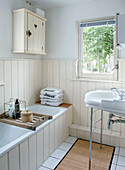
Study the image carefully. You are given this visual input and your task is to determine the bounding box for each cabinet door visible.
[117,13,125,44]
[34,17,43,53]
[27,13,34,52]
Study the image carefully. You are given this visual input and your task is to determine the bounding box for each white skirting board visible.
[69,124,125,148]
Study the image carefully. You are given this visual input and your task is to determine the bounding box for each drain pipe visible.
[108,112,125,129]
[107,113,114,129]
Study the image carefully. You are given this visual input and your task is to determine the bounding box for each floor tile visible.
[39,167,51,170]
[119,148,125,156]
[42,157,60,170]
[112,155,118,164]
[65,136,77,144]
[51,149,67,160]
[117,156,125,167]
[58,142,72,151]
[116,165,125,170]
[114,147,119,155]
[110,164,116,170]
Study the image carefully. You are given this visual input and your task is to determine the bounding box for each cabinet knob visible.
[26,30,32,37]
[34,24,37,28]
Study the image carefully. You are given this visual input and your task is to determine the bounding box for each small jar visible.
[21,110,33,122]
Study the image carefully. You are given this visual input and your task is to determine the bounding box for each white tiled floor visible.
[110,147,125,170]
[42,157,60,169]
[39,136,77,170]
[39,136,125,170]
[58,142,72,151]
[51,149,67,160]
[64,136,77,144]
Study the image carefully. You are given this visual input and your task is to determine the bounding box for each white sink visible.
[85,90,119,107]
[84,90,125,116]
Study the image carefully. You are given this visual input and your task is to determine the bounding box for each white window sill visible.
[71,78,125,84]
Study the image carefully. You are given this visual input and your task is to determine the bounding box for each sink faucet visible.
[111,87,124,100]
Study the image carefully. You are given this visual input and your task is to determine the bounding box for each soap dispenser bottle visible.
[9,104,14,118]
[15,99,20,119]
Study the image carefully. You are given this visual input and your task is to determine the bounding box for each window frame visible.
[76,16,118,80]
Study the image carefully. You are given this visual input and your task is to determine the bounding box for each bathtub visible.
[0,104,72,170]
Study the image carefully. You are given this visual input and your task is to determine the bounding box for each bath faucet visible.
[111,87,124,100]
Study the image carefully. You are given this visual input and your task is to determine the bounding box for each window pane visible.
[82,25,114,73]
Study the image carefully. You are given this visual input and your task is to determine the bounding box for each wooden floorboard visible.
[56,139,114,170]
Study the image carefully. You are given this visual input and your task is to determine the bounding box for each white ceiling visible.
[32,0,96,9]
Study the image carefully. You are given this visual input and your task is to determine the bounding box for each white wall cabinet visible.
[12,8,46,55]
[116,13,125,45]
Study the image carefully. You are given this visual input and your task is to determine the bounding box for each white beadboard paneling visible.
[29,135,37,170]
[0,61,4,82]
[4,61,12,102]
[24,60,30,106]
[55,118,59,149]
[12,61,18,99]
[59,61,67,102]
[47,61,54,87]
[66,61,74,103]
[9,146,19,170]
[18,61,24,100]
[41,60,48,88]
[53,61,60,87]
[44,125,50,161]
[38,61,42,98]
[73,81,81,125]
[0,61,4,113]
[29,60,35,105]
[0,86,4,114]
[59,115,63,144]
[62,112,67,139]
[20,140,29,170]
[49,121,55,155]
[80,81,88,126]
[0,154,8,170]
[37,129,44,169]
[34,61,39,102]
[67,106,73,128]
[1,58,125,149]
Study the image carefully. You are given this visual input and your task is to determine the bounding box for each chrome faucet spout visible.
[111,87,124,100]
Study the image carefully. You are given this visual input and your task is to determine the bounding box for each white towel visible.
[41,101,63,106]
[41,98,64,103]
[40,94,64,100]
[40,87,63,95]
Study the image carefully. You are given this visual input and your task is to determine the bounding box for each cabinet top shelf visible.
[12,8,47,21]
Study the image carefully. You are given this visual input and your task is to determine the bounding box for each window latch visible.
[111,64,119,71]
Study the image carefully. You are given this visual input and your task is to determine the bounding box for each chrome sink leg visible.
[100,110,103,150]
[89,108,93,170]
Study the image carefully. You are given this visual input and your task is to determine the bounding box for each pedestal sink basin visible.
[85,90,125,116]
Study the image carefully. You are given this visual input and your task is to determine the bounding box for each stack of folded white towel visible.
[40,87,64,106]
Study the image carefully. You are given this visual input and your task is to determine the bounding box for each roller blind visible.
[80,19,115,28]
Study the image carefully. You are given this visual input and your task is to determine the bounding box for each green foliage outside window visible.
[82,25,114,73]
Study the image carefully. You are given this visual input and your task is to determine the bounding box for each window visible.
[77,17,118,80]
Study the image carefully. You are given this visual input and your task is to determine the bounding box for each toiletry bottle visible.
[9,104,14,118]
[15,99,20,119]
